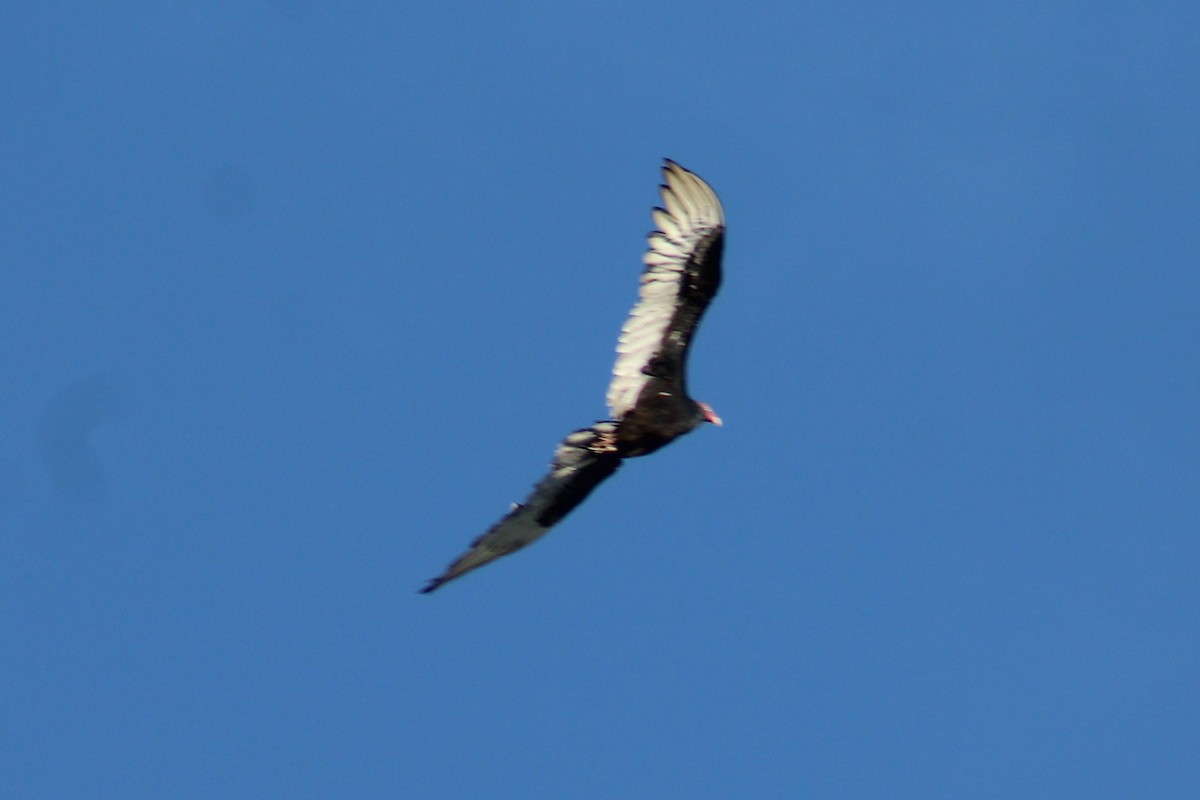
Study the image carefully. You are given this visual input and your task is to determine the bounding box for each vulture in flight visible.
[421,160,725,593]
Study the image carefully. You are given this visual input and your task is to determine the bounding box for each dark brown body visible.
[614,385,706,457]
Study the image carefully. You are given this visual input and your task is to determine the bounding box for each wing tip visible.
[656,158,724,226]
[660,158,703,182]
[661,157,686,179]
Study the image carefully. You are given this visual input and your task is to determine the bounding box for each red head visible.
[697,401,723,426]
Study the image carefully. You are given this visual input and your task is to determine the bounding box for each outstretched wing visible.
[420,423,622,593]
[607,160,725,420]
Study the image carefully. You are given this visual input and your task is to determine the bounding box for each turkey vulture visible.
[420,160,725,593]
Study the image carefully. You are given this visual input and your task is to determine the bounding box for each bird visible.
[420,160,725,593]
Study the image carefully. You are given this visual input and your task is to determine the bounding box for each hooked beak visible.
[698,402,723,426]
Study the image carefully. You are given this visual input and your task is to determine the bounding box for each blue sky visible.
[3,2,1198,797]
